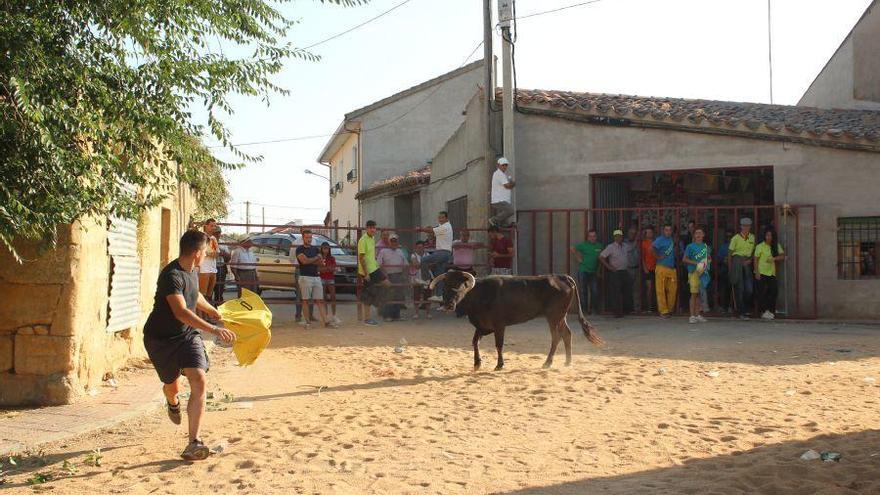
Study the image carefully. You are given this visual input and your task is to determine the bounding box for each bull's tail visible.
[563,275,603,346]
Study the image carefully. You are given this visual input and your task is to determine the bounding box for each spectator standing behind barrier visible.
[728,217,756,320]
[754,229,785,320]
[318,242,340,324]
[377,234,408,321]
[376,230,390,257]
[640,226,657,313]
[652,224,678,318]
[571,229,603,315]
[452,229,480,274]
[358,220,389,326]
[716,231,733,313]
[421,211,454,301]
[230,238,259,297]
[488,226,514,275]
[600,229,633,318]
[410,240,432,319]
[198,219,219,301]
[295,229,338,330]
[490,157,516,228]
[683,228,710,324]
[678,220,695,313]
[625,227,641,313]
[213,228,230,304]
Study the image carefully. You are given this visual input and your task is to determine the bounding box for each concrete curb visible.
[0,389,162,457]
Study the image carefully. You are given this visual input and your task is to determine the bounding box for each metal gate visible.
[516,205,818,319]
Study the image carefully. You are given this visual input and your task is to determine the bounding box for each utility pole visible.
[498,0,518,273]
[245,201,251,234]
[499,0,515,171]
[262,207,266,230]
[483,0,494,226]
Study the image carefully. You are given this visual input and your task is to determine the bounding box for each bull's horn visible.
[462,271,477,292]
[428,273,447,291]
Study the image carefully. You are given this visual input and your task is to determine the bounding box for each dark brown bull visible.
[428,270,603,371]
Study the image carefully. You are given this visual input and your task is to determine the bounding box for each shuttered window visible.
[446,196,468,233]
[107,215,141,332]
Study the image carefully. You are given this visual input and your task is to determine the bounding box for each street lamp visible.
[304,169,329,181]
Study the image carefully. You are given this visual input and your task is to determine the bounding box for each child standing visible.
[683,228,710,324]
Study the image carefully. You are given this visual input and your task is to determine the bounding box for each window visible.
[446,196,468,235]
[837,217,880,279]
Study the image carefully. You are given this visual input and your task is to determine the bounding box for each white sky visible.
[209,0,873,229]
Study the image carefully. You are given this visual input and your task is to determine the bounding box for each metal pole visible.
[262,207,265,230]
[246,201,251,234]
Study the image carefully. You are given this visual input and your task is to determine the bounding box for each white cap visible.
[497,157,509,166]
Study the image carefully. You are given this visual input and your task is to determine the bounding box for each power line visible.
[245,202,327,211]
[208,39,484,149]
[303,0,415,50]
[514,0,605,21]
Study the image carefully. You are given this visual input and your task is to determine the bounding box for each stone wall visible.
[0,185,196,406]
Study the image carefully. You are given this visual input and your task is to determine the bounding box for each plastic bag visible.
[218,289,272,366]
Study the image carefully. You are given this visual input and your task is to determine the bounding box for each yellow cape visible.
[218,289,272,366]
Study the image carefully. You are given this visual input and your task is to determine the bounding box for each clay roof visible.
[356,166,431,201]
[505,88,880,151]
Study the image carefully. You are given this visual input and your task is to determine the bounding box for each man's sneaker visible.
[428,295,443,303]
[303,323,312,330]
[689,316,698,324]
[761,310,774,320]
[325,321,339,329]
[696,315,708,323]
[660,313,671,319]
[739,314,750,320]
[364,319,379,326]
[166,399,182,425]
[181,440,210,461]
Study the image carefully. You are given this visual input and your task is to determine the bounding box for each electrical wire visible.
[513,0,606,21]
[303,0,415,50]
[209,39,484,149]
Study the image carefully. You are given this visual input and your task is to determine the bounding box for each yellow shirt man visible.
[728,232,755,258]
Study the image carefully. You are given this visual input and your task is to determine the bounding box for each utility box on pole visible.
[498,0,513,27]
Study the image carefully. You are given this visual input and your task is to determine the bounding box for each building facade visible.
[798,0,879,110]
[0,184,198,406]
[318,60,485,238]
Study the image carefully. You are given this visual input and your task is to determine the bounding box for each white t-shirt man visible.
[433,222,453,252]
[231,245,257,268]
[492,168,512,204]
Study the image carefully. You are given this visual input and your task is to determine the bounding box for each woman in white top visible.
[198,220,219,300]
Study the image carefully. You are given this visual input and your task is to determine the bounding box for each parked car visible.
[245,232,358,292]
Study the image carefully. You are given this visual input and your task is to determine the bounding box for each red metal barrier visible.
[515,205,818,319]
[212,223,513,308]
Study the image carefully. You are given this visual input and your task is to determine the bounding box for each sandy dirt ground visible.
[2,306,880,494]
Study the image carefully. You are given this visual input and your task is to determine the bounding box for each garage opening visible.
[591,166,775,237]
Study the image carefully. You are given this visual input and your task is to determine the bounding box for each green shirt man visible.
[357,230,379,277]
[572,232,604,273]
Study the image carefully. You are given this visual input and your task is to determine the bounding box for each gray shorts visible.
[298,276,323,300]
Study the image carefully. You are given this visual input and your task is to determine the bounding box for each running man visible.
[143,230,236,461]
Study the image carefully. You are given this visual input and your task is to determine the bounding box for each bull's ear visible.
[428,273,447,291]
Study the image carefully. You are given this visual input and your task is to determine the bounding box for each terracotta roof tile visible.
[356,166,431,201]
[502,88,880,150]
